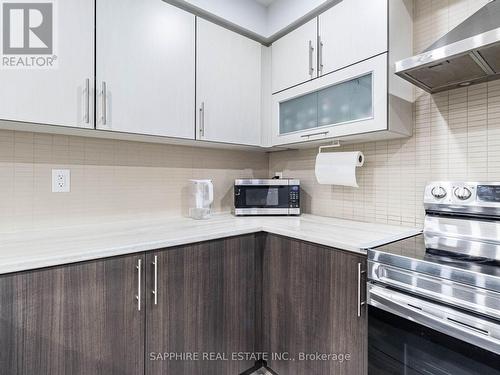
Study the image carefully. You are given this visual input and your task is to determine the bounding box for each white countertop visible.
[0,213,421,274]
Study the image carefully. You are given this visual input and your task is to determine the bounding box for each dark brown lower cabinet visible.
[0,254,145,375]
[261,234,368,375]
[146,234,257,375]
[0,233,367,375]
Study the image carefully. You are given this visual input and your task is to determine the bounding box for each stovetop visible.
[369,181,500,294]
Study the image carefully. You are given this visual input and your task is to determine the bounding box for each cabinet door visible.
[272,53,388,146]
[319,0,387,75]
[0,0,94,128]
[271,18,317,94]
[0,254,145,375]
[146,235,257,375]
[196,19,261,146]
[262,235,367,375]
[96,0,195,138]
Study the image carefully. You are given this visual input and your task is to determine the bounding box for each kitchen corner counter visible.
[0,214,421,274]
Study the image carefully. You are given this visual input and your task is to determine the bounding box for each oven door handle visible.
[369,262,500,320]
[367,284,500,355]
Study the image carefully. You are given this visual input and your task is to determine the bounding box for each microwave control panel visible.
[289,185,300,208]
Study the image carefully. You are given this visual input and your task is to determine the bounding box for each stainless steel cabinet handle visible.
[301,131,329,138]
[199,102,205,137]
[101,81,107,125]
[318,36,324,75]
[84,78,90,124]
[136,258,142,311]
[308,40,314,77]
[357,263,366,317]
[152,255,158,305]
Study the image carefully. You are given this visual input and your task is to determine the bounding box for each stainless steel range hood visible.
[395,0,500,93]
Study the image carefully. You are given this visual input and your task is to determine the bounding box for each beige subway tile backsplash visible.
[0,130,268,231]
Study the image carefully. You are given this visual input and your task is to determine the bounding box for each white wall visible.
[182,0,268,36]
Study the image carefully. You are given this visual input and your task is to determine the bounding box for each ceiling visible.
[170,0,334,42]
[254,0,277,7]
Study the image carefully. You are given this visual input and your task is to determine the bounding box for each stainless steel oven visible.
[234,179,300,216]
[366,181,500,374]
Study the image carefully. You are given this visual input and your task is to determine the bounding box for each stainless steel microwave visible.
[234,179,300,216]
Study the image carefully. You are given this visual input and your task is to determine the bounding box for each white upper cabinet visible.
[271,18,317,94]
[96,0,195,139]
[269,0,412,148]
[0,0,410,150]
[318,0,388,75]
[0,0,94,128]
[196,18,262,146]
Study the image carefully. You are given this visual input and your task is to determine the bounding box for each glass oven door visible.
[369,306,500,375]
[368,285,500,375]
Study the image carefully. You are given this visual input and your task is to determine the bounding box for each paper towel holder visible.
[318,141,364,165]
[318,140,341,153]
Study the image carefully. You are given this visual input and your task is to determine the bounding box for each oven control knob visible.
[454,186,472,200]
[431,186,447,199]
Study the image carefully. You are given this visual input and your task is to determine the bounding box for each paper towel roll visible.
[315,151,364,187]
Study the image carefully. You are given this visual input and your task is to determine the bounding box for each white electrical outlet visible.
[52,169,71,193]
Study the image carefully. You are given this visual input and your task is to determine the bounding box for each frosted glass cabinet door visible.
[279,92,317,134]
[318,74,373,127]
[272,53,388,146]
[279,74,373,135]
